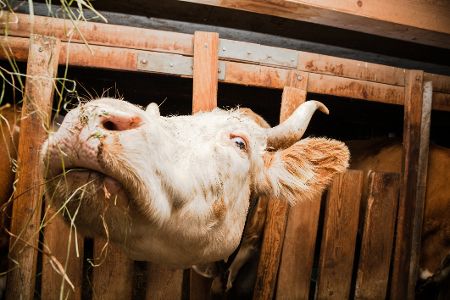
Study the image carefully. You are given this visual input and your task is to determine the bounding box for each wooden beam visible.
[179,0,450,49]
[5,34,60,300]
[315,170,363,300]
[192,31,220,113]
[355,172,400,300]
[390,70,431,300]
[1,36,450,111]
[254,73,308,300]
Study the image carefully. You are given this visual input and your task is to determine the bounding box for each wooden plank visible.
[190,31,220,299]
[179,0,450,49]
[253,80,307,300]
[276,194,321,299]
[2,37,450,112]
[390,70,429,300]
[91,240,134,299]
[424,73,450,93]
[354,172,400,300]
[146,264,184,300]
[41,211,84,300]
[315,170,363,300]
[298,51,405,86]
[192,31,219,113]
[1,12,193,56]
[5,34,60,300]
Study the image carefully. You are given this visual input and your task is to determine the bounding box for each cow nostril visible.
[102,120,119,131]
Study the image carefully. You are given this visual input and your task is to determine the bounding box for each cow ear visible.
[262,138,349,204]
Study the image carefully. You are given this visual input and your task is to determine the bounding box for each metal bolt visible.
[267,55,272,59]
[222,47,226,52]
[297,75,303,81]
[170,63,174,67]
[38,47,43,52]
[247,51,251,55]
[140,59,148,65]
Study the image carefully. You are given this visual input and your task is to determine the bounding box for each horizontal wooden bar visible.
[424,73,450,93]
[180,0,450,49]
[1,36,449,111]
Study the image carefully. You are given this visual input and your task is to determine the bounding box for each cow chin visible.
[45,169,136,244]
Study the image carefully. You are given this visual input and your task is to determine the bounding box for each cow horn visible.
[267,101,329,149]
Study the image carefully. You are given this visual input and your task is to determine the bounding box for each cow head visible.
[42,98,349,267]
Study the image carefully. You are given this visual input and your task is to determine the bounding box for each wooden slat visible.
[180,0,450,49]
[192,31,219,113]
[424,73,450,93]
[355,172,400,300]
[276,193,321,299]
[253,79,308,300]
[2,36,450,112]
[5,34,60,300]
[298,52,405,86]
[41,212,84,300]
[315,170,363,300]
[390,70,431,300]
[91,240,134,299]
[190,31,220,299]
[146,264,184,300]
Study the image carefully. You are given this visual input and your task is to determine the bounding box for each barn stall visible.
[0,0,449,299]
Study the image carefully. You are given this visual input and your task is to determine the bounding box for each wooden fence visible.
[0,12,446,299]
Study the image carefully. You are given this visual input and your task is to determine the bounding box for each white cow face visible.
[42,98,349,267]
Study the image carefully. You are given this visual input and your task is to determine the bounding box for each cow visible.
[349,139,450,298]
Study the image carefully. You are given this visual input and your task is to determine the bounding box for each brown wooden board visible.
[41,211,84,300]
[189,31,220,299]
[146,264,184,300]
[91,239,134,299]
[315,170,363,300]
[253,80,308,300]
[5,34,60,300]
[354,172,400,300]
[390,70,430,300]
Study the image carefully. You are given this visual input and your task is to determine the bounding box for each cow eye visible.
[231,136,247,151]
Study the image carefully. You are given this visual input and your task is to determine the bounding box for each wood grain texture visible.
[179,0,450,49]
[355,172,400,300]
[146,264,184,300]
[276,193,322,299]
[41,211,84,300]
[390,70,429,300]
[192,31,219,113]
[91,240,134,300]
[5,34,60,300]
[315,170,363,300]
[254,82,307,300]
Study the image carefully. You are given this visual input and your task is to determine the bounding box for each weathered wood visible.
[315,170,363,300]
[424,73,450,93]
[192,31,219,113]
[355,172,400,300]
[5,34,60,300]
[254,81,307,300]
[179,0,450,49]
[41,211,84,300]
[91,240,134,299]
[276,193,321,299]
[146,264,184,300]
[298,52,405,86]
[390,70,429,300]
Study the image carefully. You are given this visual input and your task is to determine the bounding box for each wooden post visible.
[189,30,220,300]
[253,71,308,300]
[5,35,60,300]
[315,170,363,300]
[390,71,431,299]
[355,172,400,299]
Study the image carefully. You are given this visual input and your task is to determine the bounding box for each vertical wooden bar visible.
[91,240,134,299]
[355,172,400,299]
[146,264,184,300]
[315,170,363,300]
[190,30,219,300]
[253,71,308,300]
[5,34,60,300]
[390,70,430,300]
[275,71,317,300]
[192,31,219,113]
[41,211,84,300]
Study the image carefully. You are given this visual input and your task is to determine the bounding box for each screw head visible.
[140,59,148,65]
